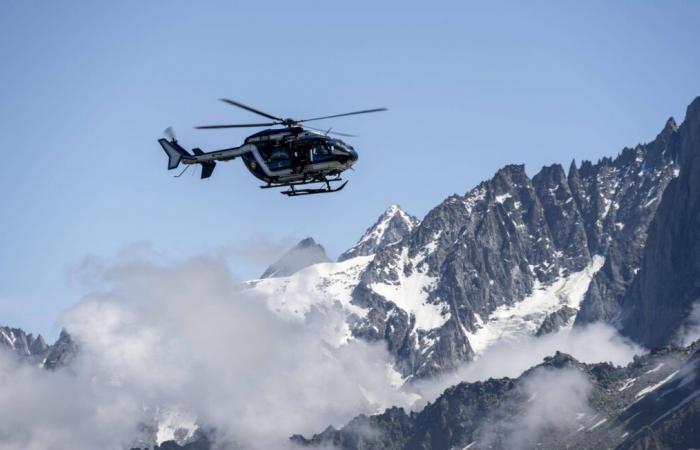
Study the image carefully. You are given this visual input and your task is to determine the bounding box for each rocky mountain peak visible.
[338,204,420,261]
[0,326,50,361]
[260,237,330,279]
[664,116,678,134]
[686,96,700,123]
[43,329,78,370]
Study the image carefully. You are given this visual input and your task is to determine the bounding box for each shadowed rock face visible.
[260,237,330,278]
[536,305,577,336]
[574,117,681,327]
[619,97,700,348]
[43,329,77,370]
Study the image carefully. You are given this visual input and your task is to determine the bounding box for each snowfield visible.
[465,255,606,354]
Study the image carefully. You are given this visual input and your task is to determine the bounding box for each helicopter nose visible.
[349,149,358,162]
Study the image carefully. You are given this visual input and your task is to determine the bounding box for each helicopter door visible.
[267,144,291,170]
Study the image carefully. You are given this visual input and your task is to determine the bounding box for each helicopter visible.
[158,99,387,196]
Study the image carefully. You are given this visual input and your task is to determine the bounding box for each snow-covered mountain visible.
[248,109,680,379]
[338,205,420,262]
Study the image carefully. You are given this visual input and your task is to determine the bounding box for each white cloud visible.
[680,301,700,346]
[0,351,146,450]
[477,367,594,448]
[412,322,642,406]
[32,252,411,449]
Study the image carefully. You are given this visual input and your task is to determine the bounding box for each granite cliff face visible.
[619,98,700,348]
[348,118,677,377]
[574,118,680,327]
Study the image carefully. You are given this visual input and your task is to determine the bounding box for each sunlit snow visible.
[369,247,450,331]
[248,256,373,345]
[465,256,605,354]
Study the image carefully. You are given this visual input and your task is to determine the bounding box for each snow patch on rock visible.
[369,248,450,331]
[466,256,605,354]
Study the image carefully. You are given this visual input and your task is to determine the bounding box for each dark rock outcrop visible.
[43,329,78,370]
[536,305,577,336]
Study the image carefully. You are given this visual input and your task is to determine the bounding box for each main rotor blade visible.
[298,108,387,123]
[219,98,283,122]
[303,125,356,137]
[195,122,279,129]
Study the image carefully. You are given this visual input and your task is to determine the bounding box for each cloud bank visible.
[1,252,412,449]
[412,322,642,407]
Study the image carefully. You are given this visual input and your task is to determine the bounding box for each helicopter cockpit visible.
[255,138,355,172]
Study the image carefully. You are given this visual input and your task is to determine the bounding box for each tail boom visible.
[158,139,254,179]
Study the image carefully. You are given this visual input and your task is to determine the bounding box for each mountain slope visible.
[293,341,700,450]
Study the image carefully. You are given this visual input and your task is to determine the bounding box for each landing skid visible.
[260,177,348,197]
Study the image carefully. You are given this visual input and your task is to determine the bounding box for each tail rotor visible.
[164,126,177,142]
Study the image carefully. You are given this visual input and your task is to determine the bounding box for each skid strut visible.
[260,177,348,197]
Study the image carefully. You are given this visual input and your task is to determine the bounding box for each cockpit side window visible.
[312,143,332,157]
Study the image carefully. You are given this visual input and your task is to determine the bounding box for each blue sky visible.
[1,1,699,339]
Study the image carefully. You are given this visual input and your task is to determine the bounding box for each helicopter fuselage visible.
[240,127,358,184]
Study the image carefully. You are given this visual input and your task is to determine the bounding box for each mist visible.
[1,252,413,449]
[476,367,594,449]
[411,322,642,405]
[680,301,700,346]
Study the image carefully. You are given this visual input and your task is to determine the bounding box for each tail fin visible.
[158,138,192,170]
[201,161,216,179]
